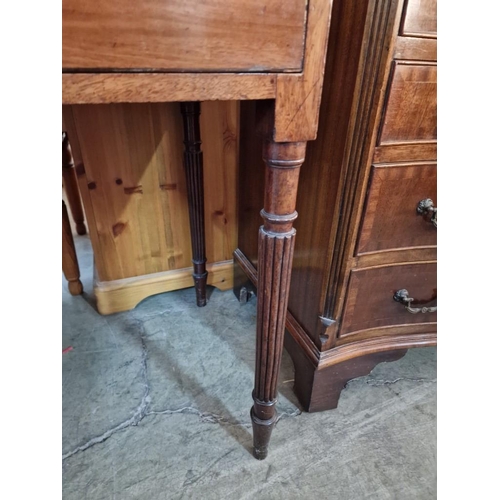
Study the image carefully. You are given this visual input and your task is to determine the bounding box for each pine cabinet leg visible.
[180,102,208,307]
[62,132,87,236]
[62,200,83,295]
[251,139,307,460]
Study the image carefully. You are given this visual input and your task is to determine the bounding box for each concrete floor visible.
[63,235,437,500]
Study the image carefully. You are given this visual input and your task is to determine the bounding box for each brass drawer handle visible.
[417,198,437,228]
[393,289,437,314]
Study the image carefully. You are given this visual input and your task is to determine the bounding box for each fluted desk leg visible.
[180,102,208,307]
[62,132,86,236]
[251,138,307,460]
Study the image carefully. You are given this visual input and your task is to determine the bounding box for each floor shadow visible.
[150,340,254,456]
[79,291,99,313]
[111,313,255,456]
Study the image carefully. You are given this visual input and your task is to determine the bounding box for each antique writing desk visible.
[63,0,334,459]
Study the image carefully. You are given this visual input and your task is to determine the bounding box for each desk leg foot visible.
[251,138,307,459]
[62,200,83,295]
[251,397,278,460]
[181,102,207,307]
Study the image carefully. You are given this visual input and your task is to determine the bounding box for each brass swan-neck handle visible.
[393,289,437,314]
[417,198,437,228]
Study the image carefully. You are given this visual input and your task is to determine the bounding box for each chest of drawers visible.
[235,0,437,411]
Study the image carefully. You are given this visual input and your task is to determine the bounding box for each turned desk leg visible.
[62,132,86,236]
[251,139,307,460]
[180,102,208,307]
[62,200,83,295]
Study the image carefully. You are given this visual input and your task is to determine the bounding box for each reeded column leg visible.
[251,139,307,460]
[180,102,208,307]
[62,132,86,236]
[62,200,83,295]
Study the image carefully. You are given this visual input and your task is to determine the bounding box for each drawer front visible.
[63,0,307,72]
[340,263,437,337]
[357,163,437,255]
[401,0,437,38]
[379,62,437,145]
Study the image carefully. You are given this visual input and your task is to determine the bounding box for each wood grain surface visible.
[373,142,437,163]
[63,0,306,72]
[401,0,437,38]
[378,62,437,144]
[62,73,277,105]
[64,102,238,284]
[356,162,437,254]
[274,0,334,141]
[95,261,233,315]
[394,36,436,61]
[340,262,437,337]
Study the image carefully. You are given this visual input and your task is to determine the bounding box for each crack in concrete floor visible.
[62,298,434,464]
[62,317,301,462]
[63,346,434,463]
[346,377,437,388]
[63,236,436,499]
[62,311,434,462]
